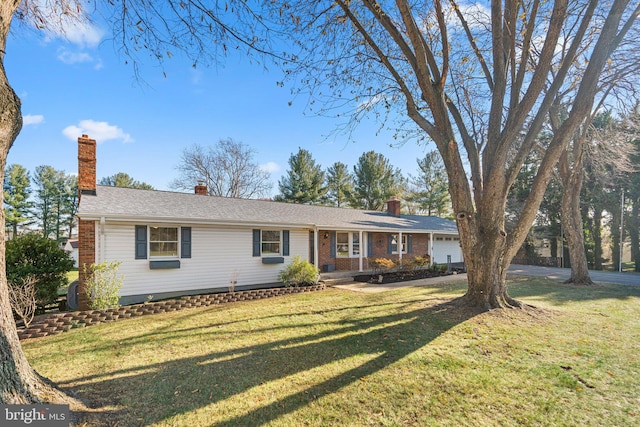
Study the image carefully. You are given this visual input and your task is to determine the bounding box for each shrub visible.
[8,275,38,327]
[6,233,75,309]
[402,255,431,271]
[369,257,396,276]
[278,256,319,287]
[84,261,124,310]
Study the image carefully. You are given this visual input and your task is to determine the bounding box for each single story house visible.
[75,135,462,308]
[63,239,79,268]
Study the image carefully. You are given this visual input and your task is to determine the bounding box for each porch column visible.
[314,227,319,269]
[429,233,434,266]
[358,230,364,272]
[398,231,403,265]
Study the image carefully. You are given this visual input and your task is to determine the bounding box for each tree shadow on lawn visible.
[421,275,640,305]
[61,298,477,426]
[504,275,640,305]
[67,298,428,358]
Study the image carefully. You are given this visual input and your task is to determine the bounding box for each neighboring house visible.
[64,239,79,268]
[76,135,462,308]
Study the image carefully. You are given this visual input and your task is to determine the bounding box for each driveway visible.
[507,265,640,286]
[329,265,639,294]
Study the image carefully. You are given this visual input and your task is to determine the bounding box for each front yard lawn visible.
[23,276,640,426]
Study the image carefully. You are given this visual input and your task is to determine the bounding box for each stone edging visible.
[18,284,326,340]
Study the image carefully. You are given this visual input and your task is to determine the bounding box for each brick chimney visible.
[77,134,97,310]
[194,182,208,195]
[78,134,97,197]
[387,197,401,216]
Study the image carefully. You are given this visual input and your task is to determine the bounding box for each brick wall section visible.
[386,197,401,216]
[77,134,97,310]
[77,134,96,195]
[17,284,326,340]
[194,184,208,195]
[318,230,432,271]
[77,220,95,310]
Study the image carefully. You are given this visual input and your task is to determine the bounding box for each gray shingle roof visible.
[77,185,458,233]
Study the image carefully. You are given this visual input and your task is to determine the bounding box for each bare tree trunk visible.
[558,148,594,286]
[0,3,73,405]
[592,208,603,270]
[630,196,640,272]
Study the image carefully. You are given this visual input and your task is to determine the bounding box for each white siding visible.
[432,235,463,264]
[99,222,310,297]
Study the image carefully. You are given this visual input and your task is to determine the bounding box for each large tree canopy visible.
[270,0,640,309]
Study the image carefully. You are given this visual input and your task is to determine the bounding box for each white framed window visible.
[149,226,179,258]
[336,232,349,257]
[261,230,281,255]
[335,231,362,258]
[391,234,407,254]
[352,232,360,256]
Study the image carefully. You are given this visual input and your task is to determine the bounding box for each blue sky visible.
[5,12,434,196]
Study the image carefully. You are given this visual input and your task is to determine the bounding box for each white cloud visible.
[260,162,280,174]
[23,114,44,126]
[61,19,104,48]
[57,48,94,65]
[56,47,103,69]
[38,3,104,49]
[62,120,133,144]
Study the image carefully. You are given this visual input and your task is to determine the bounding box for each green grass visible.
[23,276,640,426]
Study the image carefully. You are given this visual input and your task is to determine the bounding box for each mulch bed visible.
[353,269,456,284]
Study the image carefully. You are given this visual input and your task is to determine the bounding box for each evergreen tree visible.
[406,151,450,216]
[3,164,33,238]
[32,166,77,241]
[100,172,155,190]
[351,151,405,211]
[325,162,354,207]
[278,148,326,204]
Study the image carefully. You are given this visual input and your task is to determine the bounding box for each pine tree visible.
[278,148,327,204]
[100,172,155,190]
[351,151,405,211]
[3,164,33,237]
[325,162,354,207]
[406,151,451,216]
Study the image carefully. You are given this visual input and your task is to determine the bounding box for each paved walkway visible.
[328,265,639,294]
[329,273,467,294]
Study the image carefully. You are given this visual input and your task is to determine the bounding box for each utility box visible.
[322,264,335,272]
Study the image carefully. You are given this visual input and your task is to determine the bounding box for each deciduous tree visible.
[172,139,272,198]
[273,0,640,309]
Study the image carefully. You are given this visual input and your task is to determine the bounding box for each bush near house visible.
[84,261,124,310]
[6,233,74,310]
[278,256,320,287]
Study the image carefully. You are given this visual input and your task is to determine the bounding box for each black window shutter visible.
[367,233,373,257]
[408,235,413,253]
[283,230,290,256]
[181,227,192,258]
[135,225,147,259]
[387,234,393,254]
[330,232,336,258]
[253,229,261,257]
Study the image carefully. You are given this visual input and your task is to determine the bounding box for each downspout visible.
[99,217,106,263]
